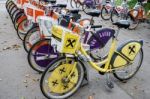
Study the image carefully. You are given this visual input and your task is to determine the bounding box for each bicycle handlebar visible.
[91,25,102,29]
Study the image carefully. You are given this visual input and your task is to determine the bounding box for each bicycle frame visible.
[79,31,117,72]
[73,28,143,73]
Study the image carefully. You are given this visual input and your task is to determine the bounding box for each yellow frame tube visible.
[80,39,117,73]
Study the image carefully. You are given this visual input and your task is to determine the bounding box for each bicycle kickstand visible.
[105,73,114,89]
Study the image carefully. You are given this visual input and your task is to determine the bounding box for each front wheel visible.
[17,18,33,40]
[23,26,40,52]
[70,0,77,8]
[40,57,84,99]
[27,39,60,73]
[110,9,120,22]
[113,48,143,82]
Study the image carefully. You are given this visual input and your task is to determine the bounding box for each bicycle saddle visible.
[69,9,80,14]
[86,10,101,17]
[56,4,67,8]
[113,20,130,29]
[42,0,56,4]
[52,4,67,8]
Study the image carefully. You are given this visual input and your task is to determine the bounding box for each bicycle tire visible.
[113,48,143,82]
[110,9,119,22]
[40,56,84,99]
[27,39,60,73]
[76,1,81,8]
[6,1,13,11]
[82,4,89,13]
[17,18,33,40]
[101,6,111,20]
[23,26,40,52]
[127,11,139,30]
[8,3,15,14]
[70,0,76,8]
[11,9,21,23]
[13,12,25,29]
[6,0,12,9]
[9,5,17,18]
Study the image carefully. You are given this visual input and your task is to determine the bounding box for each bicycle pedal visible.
[106,81,114,89]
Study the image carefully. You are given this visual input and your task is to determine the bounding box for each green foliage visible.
[115,0,122,6]
[143,2,150,12]
[127,0,137,8]
[115,0,150,12]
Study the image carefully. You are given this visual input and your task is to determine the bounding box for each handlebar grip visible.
[91,25,102,28]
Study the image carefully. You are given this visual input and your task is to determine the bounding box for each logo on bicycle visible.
[128,45,136,55]
[65,38,77,49]
[27,8,33,16]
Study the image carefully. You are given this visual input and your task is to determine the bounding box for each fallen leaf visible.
[12,44,21,49]
[32,78,36,82]
[21,96,25,99]
[88,95,94,99]
[23,80,27,83]
[25,74,30,78]
[3,46,11,50]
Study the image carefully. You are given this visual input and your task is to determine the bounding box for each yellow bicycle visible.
[40,20,143,99]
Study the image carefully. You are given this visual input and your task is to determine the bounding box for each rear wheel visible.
[101,6,111,20]
[113,49,143,81]
[40,57,84,99]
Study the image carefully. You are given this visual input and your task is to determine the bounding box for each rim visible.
[25,29,40,51]
[41,58,84,99]
[29,40,59,71]
[18,19,33,36]
[101,7,111,20]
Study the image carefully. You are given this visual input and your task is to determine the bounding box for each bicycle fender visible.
[17,15,27,24]
[128,9,138,20]
[111,40,143,68]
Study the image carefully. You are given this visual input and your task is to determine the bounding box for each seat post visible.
[90,17,95,31]
[90,17,94,25]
